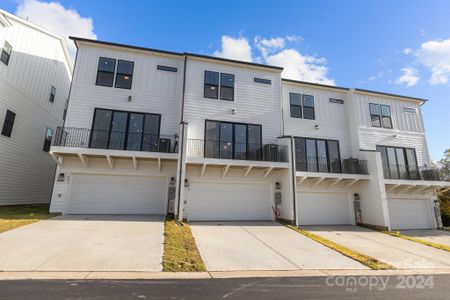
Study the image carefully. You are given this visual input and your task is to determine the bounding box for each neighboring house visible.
[49,37,449,230]
[0,10,72,205]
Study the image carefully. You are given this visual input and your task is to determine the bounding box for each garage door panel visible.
[388,198,434,230]
[188,182,272,221]
[298,192,352,225]
[68,174,166,215]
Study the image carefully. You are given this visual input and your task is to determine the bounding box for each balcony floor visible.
[385,179,450,195]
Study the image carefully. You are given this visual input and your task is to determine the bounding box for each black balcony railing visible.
[186,139,289,163]
[296,156,369,175]
[381,163,444,181]
[53,127,178,153]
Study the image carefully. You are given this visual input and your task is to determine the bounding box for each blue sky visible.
[3,0,450,160]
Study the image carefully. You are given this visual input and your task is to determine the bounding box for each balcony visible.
[381,163,445,181]
[53,127,178,153]
[296,156,369,175]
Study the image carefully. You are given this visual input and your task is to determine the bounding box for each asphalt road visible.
[1,275,450,299]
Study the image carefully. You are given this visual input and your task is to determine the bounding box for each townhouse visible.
[48,37,449,230]
[0,10,72,205]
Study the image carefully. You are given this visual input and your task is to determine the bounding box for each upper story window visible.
[376,145,419,180]
[157,65,177,72]
[254,77,271,85]
[294,137,341,173]
[204,120,262,160]
[329,98,344,104]
[0,41,12,66]
[204,71,235,101]
[49,86,56,103]
[1,109,16,138]
[115,60,134,89]
[369,103,392,129]
[43,128,54,152]
[96,57,116,87]
[290,93,315,120]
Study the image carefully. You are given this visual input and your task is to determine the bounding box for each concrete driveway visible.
[0,215,164,272]
[305,226,450,269]
[190,221,367,271]
[399,230,450,247]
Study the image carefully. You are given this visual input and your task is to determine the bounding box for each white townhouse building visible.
[0,10,72,205]
[48,37,449,230]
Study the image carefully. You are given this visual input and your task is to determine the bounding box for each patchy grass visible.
[163,217,206,272]
[280,221,394,270]
[381,230,450,253]
[0,205,56,233]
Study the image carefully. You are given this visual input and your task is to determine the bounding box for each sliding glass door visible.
[294,137,342,173]
[376,145,419,180]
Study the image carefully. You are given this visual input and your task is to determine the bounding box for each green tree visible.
[438,148,450,226]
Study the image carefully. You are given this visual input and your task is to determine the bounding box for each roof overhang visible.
[354,88,427,105]
[385,179,450,195]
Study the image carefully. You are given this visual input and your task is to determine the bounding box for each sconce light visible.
[170,177,175,185]
[275,182,281,189]
[231,108,236,115]
[392,134,398,139]
[128,95,132,102]
[184,179,190,187]
[314,124,320,130]
[57,173,65,182]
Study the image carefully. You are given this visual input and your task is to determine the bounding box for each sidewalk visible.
[1,268,450,280]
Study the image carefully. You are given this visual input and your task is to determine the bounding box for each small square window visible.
[0,41,12,66]
[49,86,56,103]
[43,127,54,152]
[1,110,16,138]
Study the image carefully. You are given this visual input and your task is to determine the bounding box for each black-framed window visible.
[89,108,161,152]
[204,120,262,160]
[329,98,344,104]
[289,93,315,120]
[96,57,116,87]
[1,41,12,66]
[49,86,56,103]
[369,103,392,129]
[204,71,235,101]
[157,65,177,72]
[295,137,341,173]
[254,77,271,84]
[1,110,16,138]
[376,145,419,180]
[43,127,54,152]
[115,60,134,89]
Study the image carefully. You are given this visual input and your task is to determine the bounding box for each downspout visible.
[290,136,298,226]
[176,55,188,220]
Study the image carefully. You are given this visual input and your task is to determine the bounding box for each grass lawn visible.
[0,205,56,233]
[163,217,206,272]
[280,221,394,270]
[381,230,450,253]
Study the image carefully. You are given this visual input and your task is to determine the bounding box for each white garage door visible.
[298,192,353,225]
[67,174,167,214]
[388,198,435,230]
[187,181,272,221]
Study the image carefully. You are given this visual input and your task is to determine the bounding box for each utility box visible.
[274,192,282,205]
[167,186,176,213]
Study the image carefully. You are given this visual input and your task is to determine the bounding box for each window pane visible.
[220,123,233,159]
[204,84,218,99]
[295,138,307,171]
[381,105,391,116]
[142,114,160,152]
[127,113,144,150]
[234,124,247,160]
[98,57,116,72]
[387,147,399,179]
[406,148,419,180]
[317,140,328,172]
[371,115,381,127]
[109,111,127,150]
[376,146,389,178]
[220,86,234,101]
[91,109,112,149]
[303,95,314,107]
[247,125,262,161]
[1,42,12,66]
[96,71,114,87]
[205,71,219,85]
[117,60,134,75]
[369,103,380,115]
[327,140,341,173]
[43,128,54,152]
[306,139,318,172]
[396,148,408,179]
[115,74,133,89]
[382,116,392,128]
[221,73,234,87]
[290,105,302,118]
[289,93,301,106]
[205,121,220,158]
[303,107,315,120]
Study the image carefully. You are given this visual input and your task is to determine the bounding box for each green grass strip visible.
[381,230,450,253]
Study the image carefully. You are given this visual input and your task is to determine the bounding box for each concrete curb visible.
[1,269,450,280]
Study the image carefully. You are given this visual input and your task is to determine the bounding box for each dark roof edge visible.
[354,88,427,102]
[69,36,184,57]
[281,78,350,91]
[69,37,283,71]
[185,53,283,71]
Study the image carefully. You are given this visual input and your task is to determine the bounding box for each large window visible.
[1,109,16,138]
[96,57,116,87]
[369,103,392,128]
[204,71,235,101]
[289,93,315,120]
[294,137,341,173]
[90,108,161,151]
[204,120,262,160]
[115,60,134,89]
[43,128,54,152]
[0,41,12,66]
[376,146,419,180]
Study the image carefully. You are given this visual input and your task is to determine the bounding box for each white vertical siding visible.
[0,14,71,205]
[65,44,184,137]
[183,58,283,142]
[282,82,353,158]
